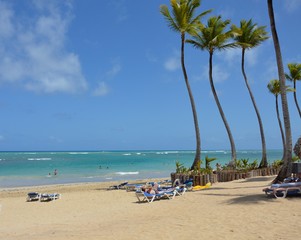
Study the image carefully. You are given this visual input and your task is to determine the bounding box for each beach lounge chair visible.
[263,182,301,198]
[26,192,40,202]
[108,181,129,190]
[135,189,176,203]
[40,193,61,202]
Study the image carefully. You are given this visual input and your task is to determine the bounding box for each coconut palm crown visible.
[231,19,269,49]
[187,15,236,53]
[160,0,210,35]
[285,62,301,118]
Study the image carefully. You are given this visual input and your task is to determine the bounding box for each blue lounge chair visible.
[135,189,176,203]
[263,182,301,198]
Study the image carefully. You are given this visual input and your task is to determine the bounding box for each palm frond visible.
[231,19,269,50]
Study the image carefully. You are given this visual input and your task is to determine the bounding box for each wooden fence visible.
[171,167,280,186]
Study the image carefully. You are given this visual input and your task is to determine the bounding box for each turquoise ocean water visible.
[0,150,283,188]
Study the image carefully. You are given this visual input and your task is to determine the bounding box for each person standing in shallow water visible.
[54,169,58,175]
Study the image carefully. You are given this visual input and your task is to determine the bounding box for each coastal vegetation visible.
[161,0,300,183]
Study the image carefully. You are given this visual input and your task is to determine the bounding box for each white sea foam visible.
[123,153,131,156]
[156,152,167,155]
[156,151,179,155]
[82,176,97,179]
[27,158,52,161]
[115,171,139,175]
[68,152,89,155]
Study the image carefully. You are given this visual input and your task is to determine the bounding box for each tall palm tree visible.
[187,15,237,165]
[285,63,301,118]
[231,19,269,168]
[294,136,301,159]
[267,0,293,183]
[267,79,294,161]
[160,0,211,170]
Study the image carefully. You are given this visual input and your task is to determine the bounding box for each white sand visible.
[0,176,300,240]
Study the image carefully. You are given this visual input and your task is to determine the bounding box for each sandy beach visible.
[0,176,300,240]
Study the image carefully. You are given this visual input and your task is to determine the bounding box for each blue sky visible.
[0,0,300,151]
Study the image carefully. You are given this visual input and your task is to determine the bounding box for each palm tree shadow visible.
[201,191,273,204]
[226,193,273,204]
[241,176,275,183]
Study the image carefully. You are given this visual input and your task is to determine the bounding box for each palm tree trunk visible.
[276,95,286,160]
[268,0,293,183]
[241,49,267,167]
[293,82,301,118]
[180,33,201,170]
[209,52,237,164]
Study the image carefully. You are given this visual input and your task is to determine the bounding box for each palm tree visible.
[267,79,294,161]
[160,0,211,170]
[231,19,269,168]
[187,15,237,165]
[267,0,293,183]
[285,63,301,118]
[294,136,301,159]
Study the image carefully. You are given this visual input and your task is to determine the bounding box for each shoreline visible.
[0,177,169,195]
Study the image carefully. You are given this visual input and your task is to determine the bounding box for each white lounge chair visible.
[40,193,61,201]
[135,190,176,203]
[263,182,301,198]
[26,192,40,202]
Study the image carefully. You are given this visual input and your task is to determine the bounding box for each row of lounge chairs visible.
[109,179,193,203]
[26,192,61,202]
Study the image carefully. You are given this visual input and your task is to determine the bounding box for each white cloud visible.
[92,61,121,97]
[0,1,87,94]
[0,1,14,38]
[93,82,109,96]
[146,50,157,63]
[163,50,181,71]
[283,0,301,13]
[109,0,128,23]
[220,48,241,64]
[200,64,229,83]
[49,136,63,143]
[219,46,259,67]
[245,48,259,67]
[164,57,180,71]
[213,64,230,83]
[106,63,121,78]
